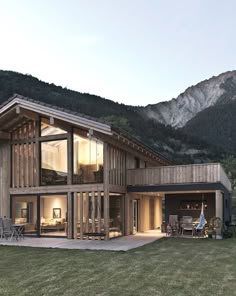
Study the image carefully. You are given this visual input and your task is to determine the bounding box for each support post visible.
[67,192,73,239]
[215,190,223,221]
[103,143,110,240]
[73,192,78,239]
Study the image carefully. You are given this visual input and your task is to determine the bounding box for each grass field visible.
[0,237,236,296]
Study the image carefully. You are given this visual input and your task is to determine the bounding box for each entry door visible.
[132,200,138,234]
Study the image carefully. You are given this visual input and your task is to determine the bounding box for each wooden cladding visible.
[127,163,232,192]
[73,191,105,240]
[11,121,38,188]
[12,121,37,140]
[108,145,126,186]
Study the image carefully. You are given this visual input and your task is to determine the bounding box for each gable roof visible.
[0,94,170,165]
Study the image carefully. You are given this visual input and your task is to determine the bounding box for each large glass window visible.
[41,140,68,185]
[40,195,67,237]
[12,196,38,235]
[109,194,123,238]
[73,132,103,184]
[41,118,67,136]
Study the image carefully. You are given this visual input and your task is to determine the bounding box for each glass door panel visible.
[12,196,38,236]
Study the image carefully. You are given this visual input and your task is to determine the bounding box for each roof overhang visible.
[0,95,112,135]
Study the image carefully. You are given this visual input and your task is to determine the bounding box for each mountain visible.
[0,70,224,164]
[139,70,236,128]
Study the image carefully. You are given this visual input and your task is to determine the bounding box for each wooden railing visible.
[127,163,231,191]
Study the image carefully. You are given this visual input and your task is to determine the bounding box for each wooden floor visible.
[0,231,165,251]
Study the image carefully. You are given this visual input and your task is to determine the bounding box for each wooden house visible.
[0,94,232,239]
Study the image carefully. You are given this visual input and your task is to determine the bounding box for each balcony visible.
[127,163,231,192]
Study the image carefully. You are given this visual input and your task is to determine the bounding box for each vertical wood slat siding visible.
[80,192,83,240]
[31,142,34,187]
[127,163,231,191]
[21,126,24,188]
[73,192,78,239]
[12,144,15,188]
[97,191,101,240]
[26,124,29,187]
[91,191,95,240]
[108,144,126,186]
[16,128,20,188]
[85,191,89,238]
[104,143,110,240]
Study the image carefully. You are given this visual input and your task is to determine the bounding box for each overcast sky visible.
[0,0,236,106]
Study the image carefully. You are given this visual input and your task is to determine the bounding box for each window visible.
[41,118,67,136]
[41,140,68,185]
[73,131,103,184]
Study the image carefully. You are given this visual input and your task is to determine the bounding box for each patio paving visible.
[0,231,166,251]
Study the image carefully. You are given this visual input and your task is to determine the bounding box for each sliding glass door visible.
[11,194,67,237]
[11,195,38,236]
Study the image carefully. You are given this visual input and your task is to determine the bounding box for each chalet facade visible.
[0,94,232,240]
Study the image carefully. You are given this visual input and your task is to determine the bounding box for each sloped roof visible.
[0,94,170,164]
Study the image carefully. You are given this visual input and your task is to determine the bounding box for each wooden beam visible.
[80,192,83,240]
[67,131,73,185]
[91,191,95,240]
[49,116,55,125]
[85,191,89,238]
[73,192,78,239]
[12,144,15,188]
[104,143,110,240]
[26,124,29,187]
[16,106,20,114]
[97,191,101,240]
[11,133,69,145]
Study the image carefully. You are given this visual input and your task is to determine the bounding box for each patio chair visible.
[2,218,15,240]
[181,216,194,236]
[0,218,3,239]
[168,215,179,236]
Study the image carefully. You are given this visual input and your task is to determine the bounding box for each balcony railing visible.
[127,163,231,192]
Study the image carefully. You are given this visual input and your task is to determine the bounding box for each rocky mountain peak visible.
[140,70,236,128]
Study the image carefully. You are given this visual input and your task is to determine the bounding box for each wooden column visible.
[26,124,29,187]
[67,192,73,239]
[73,192,78,239]
[12,144,15,188]
[103,143,110,240]
[67,131,73,185]
[91,191,95,240]
[85,191,89,238]
[97,191,101,240]
[0,140,10,217]
[80,192,84,240]
[35,120,40,187]
[215,190,223,221]
[124,193,130,235]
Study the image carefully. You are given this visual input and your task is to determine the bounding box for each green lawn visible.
[1,238,236,296]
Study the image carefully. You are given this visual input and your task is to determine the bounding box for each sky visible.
[0,0,236,106]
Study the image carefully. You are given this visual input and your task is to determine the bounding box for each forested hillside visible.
[0,70,222,164]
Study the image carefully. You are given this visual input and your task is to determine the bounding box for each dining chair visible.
[2,218,15,240]
[181,216,194,236]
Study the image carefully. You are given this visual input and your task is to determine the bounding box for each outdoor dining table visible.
[11,224,25,240]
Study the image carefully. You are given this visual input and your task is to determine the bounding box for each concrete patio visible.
[0,231,166,251]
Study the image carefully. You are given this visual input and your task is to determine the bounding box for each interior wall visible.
[41,141,67,172]
[41,195,67,221]
[165,192,215,223]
